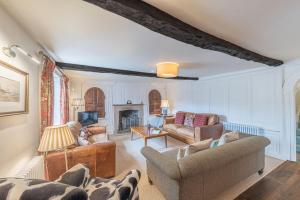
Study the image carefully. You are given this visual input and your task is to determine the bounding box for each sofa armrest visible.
[141,146,181,180]
[164,117,175,125]
[46,141,116,181]
[195,123,223,140]
[88,126,106,135]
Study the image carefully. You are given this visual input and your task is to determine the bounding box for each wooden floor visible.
[235,161,300,200]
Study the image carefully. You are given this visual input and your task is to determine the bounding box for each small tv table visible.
[130,126,168,147]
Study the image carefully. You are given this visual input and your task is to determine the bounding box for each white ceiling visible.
[1,0,299,78]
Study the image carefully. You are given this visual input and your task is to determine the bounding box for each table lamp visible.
[38,124,75,170]
[161,100,169,116]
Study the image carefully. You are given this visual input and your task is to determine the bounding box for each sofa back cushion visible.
[208,115,219,125]
[217,131,240,146]
[175,112,186,124]
[183,113,194,127]
[193,114,209,127]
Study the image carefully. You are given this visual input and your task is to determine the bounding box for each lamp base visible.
[162,108,168,116]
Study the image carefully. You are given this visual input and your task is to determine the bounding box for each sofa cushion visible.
[177,127,195,137]
[88,126,106,135]
[177,147,186,161]
[85,169,141,200]
[184,113,194,127]
[208,115,219,126]
[177,138,213,160]
[193,114,209,127]
[55,164,90,188]
[164,123,182,131]
[175,112,185,124]
[186,138,213,154]
[67,121,82,146]
[218,131,240,146]
[78,129,91,146]
[210,139,219,148]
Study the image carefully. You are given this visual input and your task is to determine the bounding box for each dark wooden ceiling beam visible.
[83,0,283,66]
[57,62,199,80]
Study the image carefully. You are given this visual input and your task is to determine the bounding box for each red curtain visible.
[40,58,55,134]
[60,74,70,124]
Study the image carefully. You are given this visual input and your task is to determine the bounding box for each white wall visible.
[166,67,285,159]
[0,7,41,176]
[69,78,167,133]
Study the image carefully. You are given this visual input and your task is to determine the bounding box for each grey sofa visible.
[141,135,270,200]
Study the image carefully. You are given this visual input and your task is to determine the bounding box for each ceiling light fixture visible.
[2,44,41,64]
[156,62,179,78]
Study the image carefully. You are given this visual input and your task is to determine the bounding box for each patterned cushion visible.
[78,128,92,146]
[207,115,219,126]
[193,114,209,127]
[175,112,185,124]
[218,131,240,146]
[185,138,213,155]
[55,164,90,189]
[85,169,141,200]
[67,121,82,146]
[183,113,194,127]
[0,178,87,200]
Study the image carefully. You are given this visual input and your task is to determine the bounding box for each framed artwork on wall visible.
[0,60,29,117]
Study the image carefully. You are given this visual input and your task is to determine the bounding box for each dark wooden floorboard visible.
[235,161,300,200]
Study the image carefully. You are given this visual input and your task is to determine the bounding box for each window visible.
[53,70,61,125]
[149,90,161,115]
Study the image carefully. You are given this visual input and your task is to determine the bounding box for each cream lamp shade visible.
[38,124,75,152]
[161,100,169,108]
[156,62,179,78]
[71,98,84,107]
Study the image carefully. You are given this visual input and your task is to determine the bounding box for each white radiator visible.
[16,156,45,179]
[223,122,263,135]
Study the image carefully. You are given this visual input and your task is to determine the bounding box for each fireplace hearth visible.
[119,110,141,131]
[113,104,144,133]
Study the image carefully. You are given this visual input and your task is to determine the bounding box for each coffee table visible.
[130,126,168,147]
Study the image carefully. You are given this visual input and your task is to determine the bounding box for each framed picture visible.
[0,60,29,117]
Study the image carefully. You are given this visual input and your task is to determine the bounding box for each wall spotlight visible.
[2,44,41,64]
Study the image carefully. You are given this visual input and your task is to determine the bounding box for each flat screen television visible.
[78,111,98,126]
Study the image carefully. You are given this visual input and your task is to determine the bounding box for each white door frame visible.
[283,61,300,161]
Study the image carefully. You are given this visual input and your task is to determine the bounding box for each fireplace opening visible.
[118,110,141,132]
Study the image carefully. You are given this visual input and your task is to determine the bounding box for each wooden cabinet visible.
[149,90,161,115]
[85,87,105,118]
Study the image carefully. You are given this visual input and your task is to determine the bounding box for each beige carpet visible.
[109,133,284,200]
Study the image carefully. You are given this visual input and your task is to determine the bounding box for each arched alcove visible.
[148,89,161,115]
[84,87,105,118]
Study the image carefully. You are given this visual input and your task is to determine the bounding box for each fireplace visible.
[113,104,144,133]
[119,110,141,131]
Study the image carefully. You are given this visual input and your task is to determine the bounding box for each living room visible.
[1,0,300,200]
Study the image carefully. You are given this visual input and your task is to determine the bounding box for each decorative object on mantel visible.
[2,44,41,64]
[160,99,169,116]
[0,60,29,117]
[38,124,75,170]
[156,62,179,78]
[127,100,132,104]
